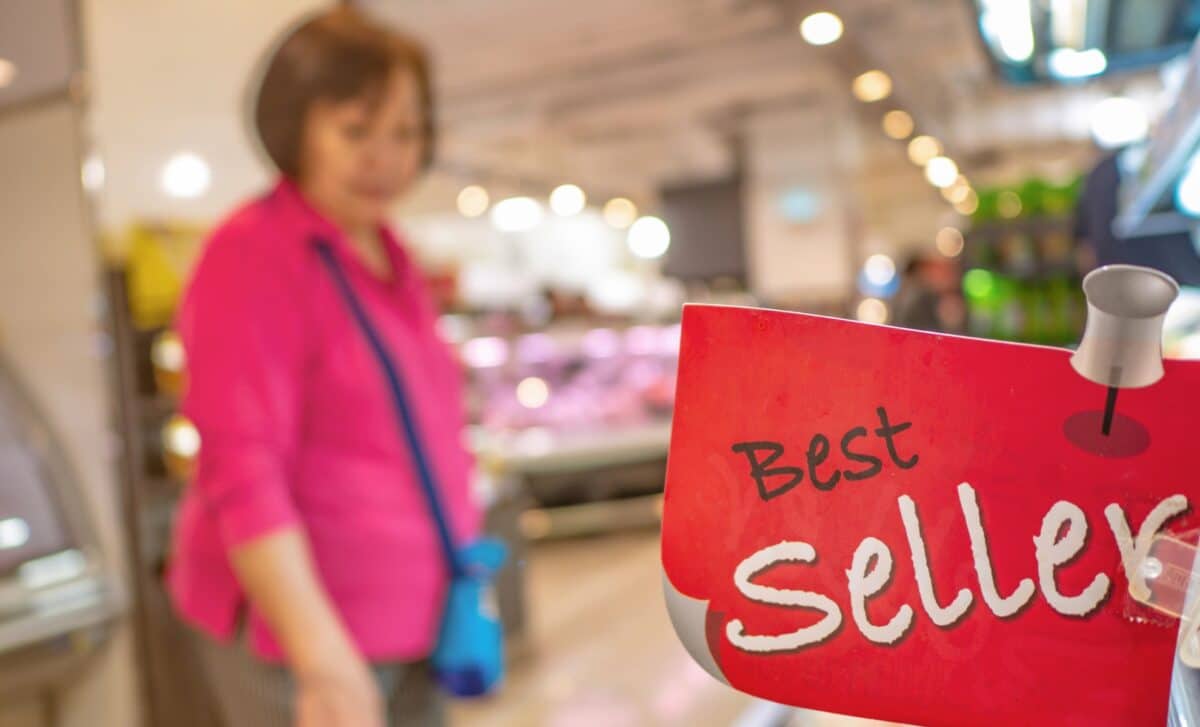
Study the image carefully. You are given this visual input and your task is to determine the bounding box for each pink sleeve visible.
[178,231,307,548]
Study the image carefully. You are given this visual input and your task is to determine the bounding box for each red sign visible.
[661,305,1200,726]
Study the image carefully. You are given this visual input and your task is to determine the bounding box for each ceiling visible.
[362,0,1122,201]
[58,0,1171,233]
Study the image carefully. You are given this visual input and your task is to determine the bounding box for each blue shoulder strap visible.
[311,238,463,578]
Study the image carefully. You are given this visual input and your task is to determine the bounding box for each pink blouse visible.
[167,179,480,662]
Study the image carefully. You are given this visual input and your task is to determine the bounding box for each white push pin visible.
[1071,265,1178,435]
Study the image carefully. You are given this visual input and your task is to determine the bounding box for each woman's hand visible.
[227,530,386,727]
[295,657,384,727]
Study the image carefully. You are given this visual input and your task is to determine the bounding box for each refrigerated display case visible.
[0,351,122,706]
[462,323,679,539]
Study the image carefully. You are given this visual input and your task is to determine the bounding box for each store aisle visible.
[449,532,754,727]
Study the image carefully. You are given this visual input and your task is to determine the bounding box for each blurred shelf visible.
[135,392,177,422]
[518,493,663,541]
[480,422,672,476]
[967,216,1074,238]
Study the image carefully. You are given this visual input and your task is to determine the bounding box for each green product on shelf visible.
[1042,176,1082,216]
[974,188,1000,223]
[1018,178,1048,218]
[994,274,1023,340]
[1045,276,1071,344]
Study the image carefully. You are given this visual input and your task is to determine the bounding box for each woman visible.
[166,8,479,727]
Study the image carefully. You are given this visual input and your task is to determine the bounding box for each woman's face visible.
[299,68,425,231]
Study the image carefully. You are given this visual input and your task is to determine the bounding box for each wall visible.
[82,0,332,230]
[743,106,858,306]
[0,101,137,727]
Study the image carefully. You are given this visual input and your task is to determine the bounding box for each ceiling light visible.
[954,189,980,216]
[800,12,844,46]
[457,185,489,217]
[1090,97,1149,149]
[907,135,942,166]
[852,70,892,103]
[0,518,29,550]
[491,196,544,232]
[925,157,960,188]
[1047,48,1107,80]
[161,152,211,199]
[603,197,638,229]
[549,184,586,216]
[882,110,914,140]
[942,176,972,204]
[980,1,1035,62]
[627,216,671,259]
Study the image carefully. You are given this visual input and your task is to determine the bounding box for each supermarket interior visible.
[3,0,1200,726]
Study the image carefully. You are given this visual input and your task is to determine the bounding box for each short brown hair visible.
[252,7,435,177]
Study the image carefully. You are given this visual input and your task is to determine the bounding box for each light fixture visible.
[936,227,965,257]
[882,110,914,140]
[0,518,30,550]
[942,176,972,204]
[1090,97,1149,149]
[549,184,586,216]
[907,135,942,166]
[800,11,843,46]
[863,254,897,287]
[0,58,16,89]
[457,185,490,217]
[852,70,892,103]
[81,154,105,192]
[603,197,638,229]
[925,156,959,188]
[856,298,888,324]
[516,376,550,409]
[161,152,211,199]
[491,196,544,232]
[1047,48,1107,80]
[954,189,980,216]
[980,0,1035,63]
[1177,154,1200,217]
[627,216,671,259]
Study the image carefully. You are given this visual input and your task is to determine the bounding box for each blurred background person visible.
[894,253,966,332]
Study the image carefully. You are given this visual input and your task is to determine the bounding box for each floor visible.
[448,531,754,727]
[448,531,903,727]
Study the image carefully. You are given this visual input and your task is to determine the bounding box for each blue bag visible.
[314,239,506,697]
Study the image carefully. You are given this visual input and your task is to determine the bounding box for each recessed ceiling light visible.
[882,110,914,140]
[800,12,844,46]
[853,70,892,103]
